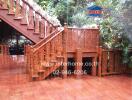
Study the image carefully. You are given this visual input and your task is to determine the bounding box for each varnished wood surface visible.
[0,55,131,100]
[66,28,99,53]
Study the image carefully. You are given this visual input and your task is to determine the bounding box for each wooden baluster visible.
[45,21,47,37]
[37,51,41,71]
[21,1,27,25]
[15,0,23,19]
[8,0,15,14]
[0,0,2,8]
[46,22,50,36]
[45,43,50,62]
[0,0,8,9]
[34,13,40,34]
[40,48,44,62]
[49,24,52,34]
[33,53,38,74]
[40,19,45,39]
[27,9,34,30]
[57,34,63,57]
[47,23,51,36]
[50,40,56,61]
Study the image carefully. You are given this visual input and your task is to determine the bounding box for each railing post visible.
[75,48,82,78]
[98,46,102,77]
[92,56,97,76]
[62,23,68,78]
[63,49,67,78]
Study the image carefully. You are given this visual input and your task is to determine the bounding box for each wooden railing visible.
[25,28,64,80]
[98,48,128,76]
[0,0,59,39]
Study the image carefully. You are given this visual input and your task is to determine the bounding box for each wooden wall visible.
[65,28,99,53]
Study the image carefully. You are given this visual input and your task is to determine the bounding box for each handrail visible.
[32,29,59,48]
[33,27,64,53]
[22,0,60,27]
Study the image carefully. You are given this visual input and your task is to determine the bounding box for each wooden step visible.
[21,22,28,25]
[7,13,15,15]
[32,74,40,81]
[38,69,45,76]
[56,56,64,58]
[38,69,45,74]
[0,7,8,10]
[39,34,44,39]
[34,32,40,35]
[14,17,23,20]
[27,27,34,30]
[50,60,57,63]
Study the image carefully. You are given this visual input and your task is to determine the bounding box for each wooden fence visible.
[0,45,9,55]
[98,48,128,76]
[0,45,11,69]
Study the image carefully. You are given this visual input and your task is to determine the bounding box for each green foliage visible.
[38,0,88,26]
[71,12,88,27]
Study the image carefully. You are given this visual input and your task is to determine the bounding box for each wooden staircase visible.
[0,0,65,80]
[0,0,60,43]
[25,28,65,81]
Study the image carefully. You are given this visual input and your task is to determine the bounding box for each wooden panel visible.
[109,51,114,72]
[66,28,99,52]
[101,51,108,74]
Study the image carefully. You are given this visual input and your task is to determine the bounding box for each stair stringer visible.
[0,9,39,43]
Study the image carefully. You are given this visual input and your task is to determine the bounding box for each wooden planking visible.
[109,51,114,72]
[101,51,108,74]
[100,49,130,76]
[66,28,99,52]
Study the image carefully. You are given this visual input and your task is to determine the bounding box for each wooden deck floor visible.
[0,55,132,100]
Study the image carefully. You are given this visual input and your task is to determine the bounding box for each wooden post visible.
[63,49,67,78]
[63,23,68,78]
[92,57,97,76]
[75,48,82,78]
[98,46,102,77]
